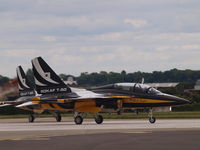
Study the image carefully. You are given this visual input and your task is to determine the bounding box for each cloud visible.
[124,19,148,28]
[41,36,57,42]
[1,49,41,57]
[0,0,200,77]
[156,44,200,52]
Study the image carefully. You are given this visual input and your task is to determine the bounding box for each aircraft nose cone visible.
[170,95,191,105]
[177,97,191,105]
[164,94,191,105]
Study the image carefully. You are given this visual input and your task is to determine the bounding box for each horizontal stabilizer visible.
[16,101,38,108]
[0,104,12,107]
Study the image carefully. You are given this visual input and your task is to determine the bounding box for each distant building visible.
[64,76,77,85]
[146,83,179,88]
[185,79,200,94]
[153,106,172,112]
[194,79,200,90]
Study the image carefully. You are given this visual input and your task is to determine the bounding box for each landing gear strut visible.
[94,115,103,124]
[117,110,122,115]
[54,112,62,122]
[148,108,156,124]
[28,114,35,123]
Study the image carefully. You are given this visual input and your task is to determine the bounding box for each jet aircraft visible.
[0,66,35,108]
[0,66,62,122]
[0,57,190,124]
[30,57,190,124]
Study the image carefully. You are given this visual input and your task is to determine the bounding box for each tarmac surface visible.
[0,118,200,150]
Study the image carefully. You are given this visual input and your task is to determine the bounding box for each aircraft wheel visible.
[95,115,103,124]
[117,110,122,115]
[74,116,83,125]
[149,117,156,124]
[55,113,62,122]
[28,114,35,123]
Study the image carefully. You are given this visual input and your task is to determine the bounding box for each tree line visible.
[74,68,200,86]
[0,68,200,87]
[0,75,9,86]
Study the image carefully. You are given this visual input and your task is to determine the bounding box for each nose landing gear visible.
[148,108,156,124]
[149,116,156,124]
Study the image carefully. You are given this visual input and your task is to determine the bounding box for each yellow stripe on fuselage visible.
[123,98,174,103]
[57,99,65,103]
[112,96,175,103]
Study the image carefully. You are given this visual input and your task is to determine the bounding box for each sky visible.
[0,0,200,77]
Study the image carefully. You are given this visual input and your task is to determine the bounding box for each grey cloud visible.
[0,0,200,77]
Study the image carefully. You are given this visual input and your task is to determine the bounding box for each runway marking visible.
[0,138,25,141]
[0,137,50,141]
[120,131,151,134]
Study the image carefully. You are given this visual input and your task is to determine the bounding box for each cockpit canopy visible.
[91,83,161,94]
[114,83,161,94]
[93,83,161,94]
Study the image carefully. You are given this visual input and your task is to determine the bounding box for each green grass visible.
[0,111,200,119]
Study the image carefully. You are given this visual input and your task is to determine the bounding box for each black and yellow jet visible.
[0,66,64,122]
[0,57,190,124]
[28,57,190,124]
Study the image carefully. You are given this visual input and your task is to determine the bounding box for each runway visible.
[0,118,200,138]
[0,118,200,132]
[0,118,200,150]
[1,131,200,150]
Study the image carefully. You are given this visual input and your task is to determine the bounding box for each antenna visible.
[141,78,144,84]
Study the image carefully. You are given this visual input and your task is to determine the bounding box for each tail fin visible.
[31,57,71,94]
[16,66,35,97]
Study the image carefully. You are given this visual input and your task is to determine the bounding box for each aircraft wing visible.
[71,87,122,99]
[65,87,130,101]
[29,87,130,104]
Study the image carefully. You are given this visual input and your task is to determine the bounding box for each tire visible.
[55,114,62,122]
[95,115,103,124]
[74,116,83,125]
[28,114,35,123]
[117,110,122,115]
[149,117,156,124]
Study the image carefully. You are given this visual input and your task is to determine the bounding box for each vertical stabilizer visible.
[31,57,71,94]
[16,66,35,97]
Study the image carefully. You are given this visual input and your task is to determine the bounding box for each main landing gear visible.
[74,112,84,125]
[94,115,103,124]
[74,116,83,125]
[54,112,62,122]
[74,113,104,125]
[28,112,62,123]
[148,108,156,124]
[28,114,35,123]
